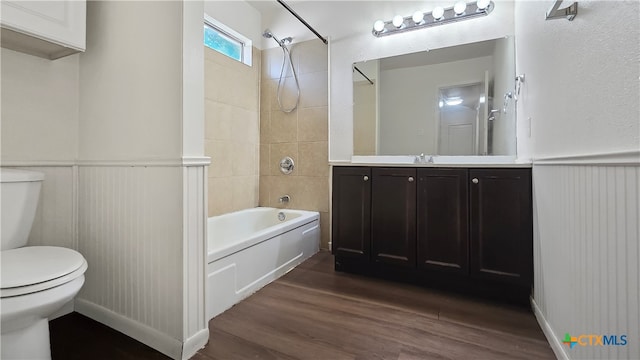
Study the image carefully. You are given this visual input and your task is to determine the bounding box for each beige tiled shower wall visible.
[205,47,261,217]
[259,39,330,249]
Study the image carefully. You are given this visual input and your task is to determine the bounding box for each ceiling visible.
[246,1,457,49]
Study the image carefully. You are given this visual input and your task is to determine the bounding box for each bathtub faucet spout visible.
[279,195,291,203]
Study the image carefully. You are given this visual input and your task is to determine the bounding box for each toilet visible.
[1,168,88,360]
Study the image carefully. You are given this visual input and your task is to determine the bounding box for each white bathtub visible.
[206,207,320,320]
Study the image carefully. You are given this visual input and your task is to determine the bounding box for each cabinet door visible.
[1,0,86,59]
[469,169,532,285]
[332,167,371,259]
[371,168,416,267]
[417,169,468,274]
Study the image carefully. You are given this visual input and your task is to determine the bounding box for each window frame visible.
[203,14,252,66]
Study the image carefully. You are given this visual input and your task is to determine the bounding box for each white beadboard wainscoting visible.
[181,164,210,358]
[532,151,639,360]
[1,160,209,359]
[76,165,183,356]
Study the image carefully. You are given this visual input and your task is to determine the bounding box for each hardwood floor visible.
[50,251,554,359]
[49,312,170,360]
[195,251,554,360]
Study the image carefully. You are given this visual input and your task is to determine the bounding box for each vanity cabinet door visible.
[371,168,416,267]
[469,169,532,285]
[332,167,371,259]
[417,168,469,274]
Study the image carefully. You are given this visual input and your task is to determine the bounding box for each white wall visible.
[1,49,79,162]
[183,1,205,158]
[1,42,79,267]
[516,1,639,160]
[2,2,208,358]
[516,1,640,359]
[77,2,209,358]
[378,56,493,155]
[329,0,515,161]
[5,1,210,358]
[78,1,183,161]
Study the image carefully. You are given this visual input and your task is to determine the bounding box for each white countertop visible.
[330,155,532,168]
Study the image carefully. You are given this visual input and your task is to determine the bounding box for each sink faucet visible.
[279,195,290,203]
[414,153,433,164]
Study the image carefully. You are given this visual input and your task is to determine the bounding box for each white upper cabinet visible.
[0,0,86,59]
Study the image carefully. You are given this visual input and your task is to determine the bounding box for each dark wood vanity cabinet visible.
[469,169,533,285]
[332,166,533,304]
[331,167,371,260]
[417,168,469,275]
[371,168,416,267]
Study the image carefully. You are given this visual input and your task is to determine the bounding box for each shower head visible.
[280,37,293,46]
[263,28,282,46]
[262,29,292,48]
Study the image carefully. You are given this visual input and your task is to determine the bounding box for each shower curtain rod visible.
[276,0,328,45]
[353,66,374,85]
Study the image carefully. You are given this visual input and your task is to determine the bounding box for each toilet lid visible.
[1,246,87,296]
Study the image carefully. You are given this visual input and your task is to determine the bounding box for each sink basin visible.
[350,155,522,165]
[351,155,417,164]
[432,155,517,164]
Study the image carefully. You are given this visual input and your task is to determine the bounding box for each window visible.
[204,14,252,66]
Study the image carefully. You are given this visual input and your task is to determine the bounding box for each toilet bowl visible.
[0,169,88,360]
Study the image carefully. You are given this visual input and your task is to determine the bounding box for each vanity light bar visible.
[372,1,495,37]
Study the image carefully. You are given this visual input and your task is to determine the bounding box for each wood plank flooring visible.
[194,251,554,360]
[50,251,554,359]
[49,312,171,360]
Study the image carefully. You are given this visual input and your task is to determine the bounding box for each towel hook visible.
[546,0,578,21]
[503,92,513,114]
[515,74,525,100]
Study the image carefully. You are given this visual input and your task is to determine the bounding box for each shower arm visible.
[276,0,328,45]
[353,66,374,85]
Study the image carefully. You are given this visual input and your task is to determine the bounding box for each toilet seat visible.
[1,246,87,298]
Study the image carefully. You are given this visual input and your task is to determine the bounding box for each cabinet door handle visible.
[363,175,369,181]
[472,178,479,184]
[408,176,414,182]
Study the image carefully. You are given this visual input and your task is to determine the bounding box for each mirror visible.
[353,37,516,156]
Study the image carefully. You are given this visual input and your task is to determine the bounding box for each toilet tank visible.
[0,168,44,250]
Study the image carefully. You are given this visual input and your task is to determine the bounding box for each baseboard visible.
[181,328,209,360]
[75,299,182,360]
[531,297,568,360]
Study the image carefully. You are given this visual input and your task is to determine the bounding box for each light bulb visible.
[454,1,467,15]
[432,6,445,20]
[373,20,385,32]
[476,0,490,10]
[445,97,463,106]
[412,11,424,24]
[392,15,404,28]
[439,100,444,108]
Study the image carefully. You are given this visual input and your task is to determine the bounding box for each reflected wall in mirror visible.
[353,37,516,157]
